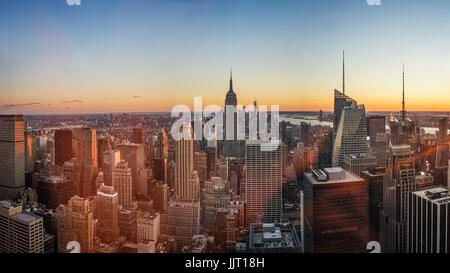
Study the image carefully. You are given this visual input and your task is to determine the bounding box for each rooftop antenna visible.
[343,50,345,94]
[402,63,406,121]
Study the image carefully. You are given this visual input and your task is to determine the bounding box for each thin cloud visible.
[61,100,83,103]
[2,102,40,108]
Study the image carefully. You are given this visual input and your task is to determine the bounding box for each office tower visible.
[36,176,75,210]
[0,200,44,253]
[112,160,133,208]
[366,116,386,145]
[381,144,417,253]
[203,177,232,234]
[245,140,282,226]
[333,90,357,136]
[73,128,98,197]
[438,117,448,143]
[55,129,73,166]
[103,150,120,186]
[372,132,388,167]
[249,223,302,253]
[150,180,169,213]
[131,128,145,144]
[96,184,120,243]
[168,198,200,251]
[206,148,217,178]
[47,139,55,164]
[64,196,94,253]
[167,160,176,188]
[300,122,310,147]
[343,154,377,175]
[361,167,385,242]
[118,207,137,243]
[116,143,145,195]
[436,117,449,169]
[332,90,369,167]
[38,134,48,159]
[175,126,199,199]
[193,152,207,182]
[25,131,37,173]
[218,159,229,181]
[0,115,25,200]
[137,211,160,243]
[74,128,97,166]
[97,135,112,169]
[153,129,168,183]
[318,131,333,168]
[408,187,450,253]
[303,168,369,253]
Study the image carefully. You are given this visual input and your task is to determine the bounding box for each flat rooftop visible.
[305,169,363,184]
[413,187,450,205]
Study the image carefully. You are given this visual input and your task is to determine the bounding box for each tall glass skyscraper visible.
[245,140,282,226]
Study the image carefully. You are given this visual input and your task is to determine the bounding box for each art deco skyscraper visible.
[153,129,168,183]
[245,140,282,226]
[175,124,199,199]
[64,196,94,253]
[55,129,73,166]
[116,143,145,195]
[0,115,25,200]
[96,184,120,243]
[113,160,133,208]
[381,144,416,253]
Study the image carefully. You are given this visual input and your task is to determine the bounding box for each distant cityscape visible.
[1,60,450,253]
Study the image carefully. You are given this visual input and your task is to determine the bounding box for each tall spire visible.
[401,63,406,121]
[342,50,345,94]
[229,68,233,92]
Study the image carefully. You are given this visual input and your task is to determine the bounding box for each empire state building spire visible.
[229,68,233,92]
[401,64,406,121]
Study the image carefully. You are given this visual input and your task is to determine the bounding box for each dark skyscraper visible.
[131,128,145,144]
[55,129,73,166]
[0,115,25,200]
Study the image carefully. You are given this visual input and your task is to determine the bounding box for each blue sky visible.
[1,0,450,113]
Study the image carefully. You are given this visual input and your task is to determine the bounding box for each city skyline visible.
[2,0,450,114]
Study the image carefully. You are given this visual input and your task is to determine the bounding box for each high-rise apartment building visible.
[0,115,25,200]
[245,140,282,226]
